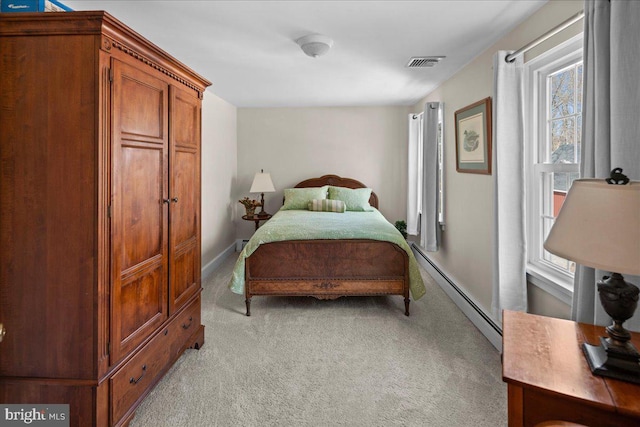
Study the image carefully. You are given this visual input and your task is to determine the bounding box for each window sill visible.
[526,265,573,306]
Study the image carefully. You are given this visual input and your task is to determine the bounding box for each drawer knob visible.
[182,316,193,330]
[0,323,5,343]
[129,364,147,385]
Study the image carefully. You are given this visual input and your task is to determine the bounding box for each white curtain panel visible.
[407,114,421,236]
[422,102,441,252]
[574,0,640,330]
[491,51,527,322]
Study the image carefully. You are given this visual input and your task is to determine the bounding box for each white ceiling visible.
[64,1,547,107]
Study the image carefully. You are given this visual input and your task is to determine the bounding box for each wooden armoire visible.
[0,11,211,426]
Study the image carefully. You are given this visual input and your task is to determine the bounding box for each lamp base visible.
[256,192,269,218]
[582,337,640,384]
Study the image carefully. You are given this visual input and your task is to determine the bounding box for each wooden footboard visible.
[244,239,410,316]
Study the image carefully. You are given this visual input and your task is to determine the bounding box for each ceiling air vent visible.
[406,56,446,68]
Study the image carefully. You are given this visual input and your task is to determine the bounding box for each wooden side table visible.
[242,213,272,231]
[502,310,640,427]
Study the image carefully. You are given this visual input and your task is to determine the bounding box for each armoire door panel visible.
[111,58,169,363]
[119,70,165,142]
[119,262,165,346]
[172,238,197,309]
[169,87,201,314]
[121,144,164,269]
[172,93,199,149]
[171,150,198,243]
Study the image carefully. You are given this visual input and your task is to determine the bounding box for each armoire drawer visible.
[168,296,202,358]
[110,329,171,424]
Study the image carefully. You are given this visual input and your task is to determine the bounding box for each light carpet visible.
[130,253,506,427]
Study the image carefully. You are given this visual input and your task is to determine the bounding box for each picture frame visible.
[454,97,492,174]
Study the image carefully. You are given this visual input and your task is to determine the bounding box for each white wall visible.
[236,106,410,239]
[201,91,238,269]
[412,0,583,321]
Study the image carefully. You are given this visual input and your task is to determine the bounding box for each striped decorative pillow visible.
[307,199,346,213]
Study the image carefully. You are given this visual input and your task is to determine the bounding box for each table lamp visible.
[250,169,275,217]
[544,168,640,384]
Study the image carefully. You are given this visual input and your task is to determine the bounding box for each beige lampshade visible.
[249,172,275,193]
[544,179,640,276]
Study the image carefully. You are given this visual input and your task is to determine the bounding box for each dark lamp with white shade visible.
[544,169,640,384]
[250,170,275,217]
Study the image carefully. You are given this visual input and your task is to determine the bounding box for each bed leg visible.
[404,298,410,316]
[245,298,251,316]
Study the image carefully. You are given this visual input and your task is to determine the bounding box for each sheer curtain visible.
[407,114,422,236]
[491,51,527,322]
[573,0,640,330]
[422,102,441,251]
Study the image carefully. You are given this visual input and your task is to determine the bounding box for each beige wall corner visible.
[201,91,238,270]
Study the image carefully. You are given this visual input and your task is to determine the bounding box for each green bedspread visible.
[229,209,426,300]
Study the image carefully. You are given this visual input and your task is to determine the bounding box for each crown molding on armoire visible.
[0,10,211,99]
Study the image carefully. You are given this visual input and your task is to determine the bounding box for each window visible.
[407,112,423,237]
[408,103,444,246]
[525,35,583,300]
[417,112,424,218]
[437,105,444,226]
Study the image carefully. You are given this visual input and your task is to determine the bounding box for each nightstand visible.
[502,310,640,427]
[242,213,272,231]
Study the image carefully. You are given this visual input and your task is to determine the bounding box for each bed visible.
[229,175,426,316]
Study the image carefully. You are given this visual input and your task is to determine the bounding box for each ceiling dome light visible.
[296,34,333,58]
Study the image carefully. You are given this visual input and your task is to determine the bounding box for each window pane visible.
[550,118,576,162]
[437,117,444,224]
[576,64,583,114]
[550,68,575,118]
[542,209,576,274]
[576,114,582,163]
[541,172,578,275]
[552,172,579,207]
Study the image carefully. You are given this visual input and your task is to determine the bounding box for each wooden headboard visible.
[294,174,379,209]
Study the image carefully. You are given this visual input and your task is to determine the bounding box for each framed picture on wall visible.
[454,97,492,174]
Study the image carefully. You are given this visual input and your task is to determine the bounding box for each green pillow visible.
[328,186,373,211]
[282,186,328,210]
[307,199,346,213]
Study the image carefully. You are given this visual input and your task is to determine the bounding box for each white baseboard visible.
[201,241,237,280]
[411,244,503,351]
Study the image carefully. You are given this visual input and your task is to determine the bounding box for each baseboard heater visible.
[411,243,503,350]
